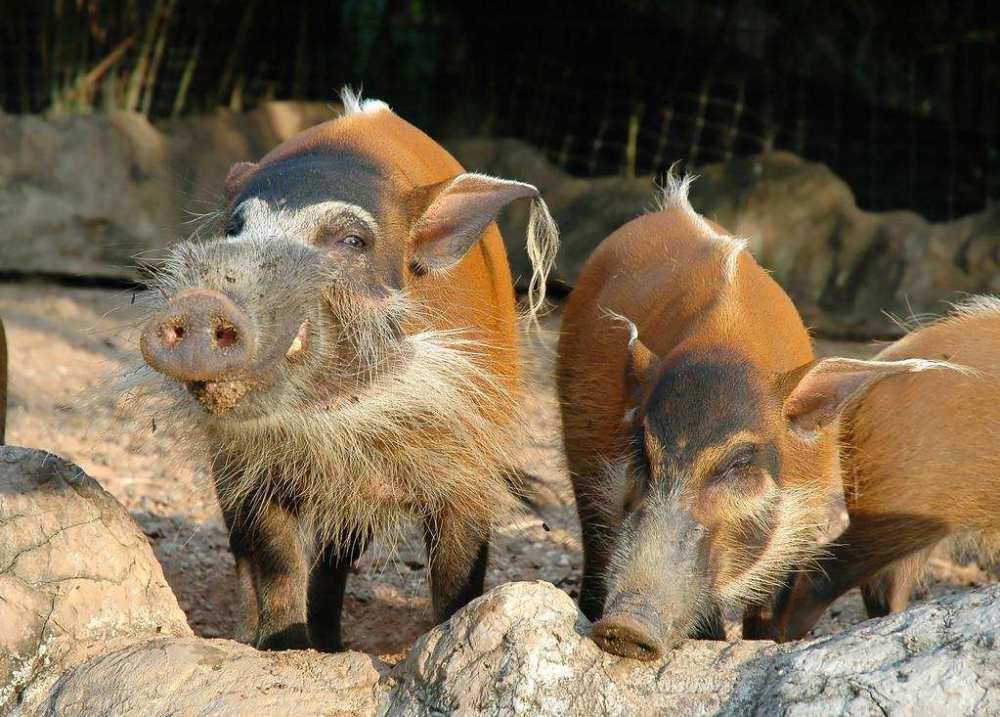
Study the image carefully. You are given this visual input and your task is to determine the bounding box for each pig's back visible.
[558,205,812,469]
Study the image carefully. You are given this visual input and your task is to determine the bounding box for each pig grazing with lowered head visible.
[124,90,558,651]
[557,177,947,660]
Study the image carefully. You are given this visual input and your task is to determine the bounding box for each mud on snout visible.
[134,236,340,418]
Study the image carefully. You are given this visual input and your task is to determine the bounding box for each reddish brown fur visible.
[773,298,1000,639]
[230,106,522,408]
[131,96,558,651]
[558,188,845,643]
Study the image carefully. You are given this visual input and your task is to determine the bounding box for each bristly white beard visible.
[119,327,521,561]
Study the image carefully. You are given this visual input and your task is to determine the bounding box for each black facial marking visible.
[234,150,385,216]
[224,210,245,237]
[643,352,766,470]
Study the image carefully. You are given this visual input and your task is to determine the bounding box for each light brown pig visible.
[557,177,945,659]
[771,297,999,640]
[127,89,559,651]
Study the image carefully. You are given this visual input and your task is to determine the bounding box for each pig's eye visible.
[340,234,366,250]
[712,444,757,483]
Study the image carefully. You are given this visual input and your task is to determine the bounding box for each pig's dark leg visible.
[772,516,946,641]
[222,510,260,642]
[225,500,310,650]
[861,562,916,619]
[307,535,369,652]
[690,601,726,640]
[575,487,616,622]
[742,572,795,640]
[741,604,769,640]
[860,580,891,619]
[423,513,489,622]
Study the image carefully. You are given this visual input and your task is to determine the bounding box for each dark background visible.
[2,0,997,221]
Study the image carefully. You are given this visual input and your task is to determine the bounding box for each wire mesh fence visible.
[0,0,996,222]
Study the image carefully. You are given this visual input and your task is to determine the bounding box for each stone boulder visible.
[448,141,1000,337]
[693,152,1000,337]
[385,580,771,716]
[2,450,998,715]
[734,584,1000,715]
[0,111,173,278]
[0,102,334,279]
[0,446,190,712]
[385,580,1000,716]
[2,105,994,337]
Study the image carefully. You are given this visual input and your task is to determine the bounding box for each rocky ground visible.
[1,283,995,664]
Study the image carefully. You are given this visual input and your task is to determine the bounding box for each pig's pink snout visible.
[141,288,256,383]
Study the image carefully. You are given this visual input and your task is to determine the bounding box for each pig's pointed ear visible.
[409,173,539,272]
[782,357,959,436]
[623,317,659,414]
[224,161,257,203]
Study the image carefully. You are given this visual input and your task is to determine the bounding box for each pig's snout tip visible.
[141,288,256,383]
[592,612,667,661]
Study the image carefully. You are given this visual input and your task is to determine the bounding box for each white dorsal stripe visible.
[654,171,748,284]
[339,86,390,116]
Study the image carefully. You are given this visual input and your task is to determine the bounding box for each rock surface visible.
[2,105,995,337]
[17,638,386,717]
[735,584,1000,715]
[3,448,997,716]
[0,103,335,279]
[0,446,190,712]
[387,580,1000,716]
[385,580,772,716]
[692,152,1000,338]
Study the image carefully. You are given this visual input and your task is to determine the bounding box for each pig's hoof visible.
[591,616,664,661]
[255,623,311,651]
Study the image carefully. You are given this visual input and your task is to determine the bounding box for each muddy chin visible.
[186,378,256,415]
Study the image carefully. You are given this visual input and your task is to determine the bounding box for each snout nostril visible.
[159,322,186,348]
[141,288,256,383]
[213,322,239,349]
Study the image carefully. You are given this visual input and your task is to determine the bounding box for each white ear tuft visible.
[410,173,539,274]
[604,309,658,403]
[784,356,970,436]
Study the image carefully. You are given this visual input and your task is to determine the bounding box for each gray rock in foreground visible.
[3,447,997,716]
[738,586,1000,716]
[386,580,1000,717]
[0,446,190,713]
[22,638,386,717]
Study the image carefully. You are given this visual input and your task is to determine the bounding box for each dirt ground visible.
[2,283,994,662]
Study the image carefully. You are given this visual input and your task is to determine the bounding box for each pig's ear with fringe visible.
[782,356,962,437]
[409,173,537,272]
[224,161,257,203]
[408,172,559,320]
